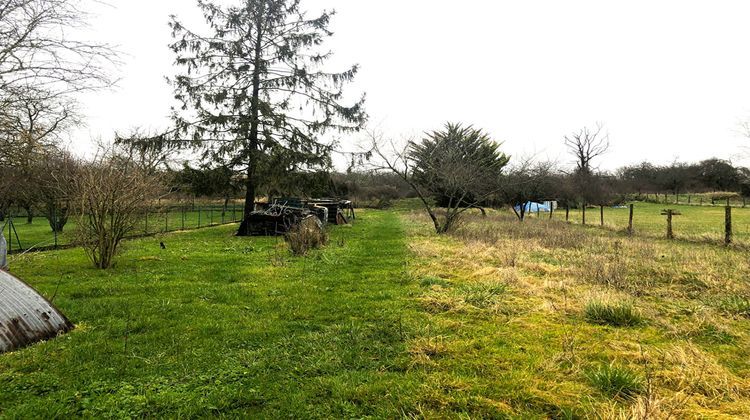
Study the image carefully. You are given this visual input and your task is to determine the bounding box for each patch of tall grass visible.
[586,363,644,400]
[584,299,644,327]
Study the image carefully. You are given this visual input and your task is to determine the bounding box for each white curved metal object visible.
[0,270,73,353]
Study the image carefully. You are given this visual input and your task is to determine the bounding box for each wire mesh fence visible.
[2,201,243,254]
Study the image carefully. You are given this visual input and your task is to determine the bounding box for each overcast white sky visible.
[72,0,750,171]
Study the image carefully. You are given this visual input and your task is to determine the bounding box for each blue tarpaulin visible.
[514,202,551,213]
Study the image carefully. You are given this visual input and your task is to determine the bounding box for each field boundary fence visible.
[523,200,749,247]
[2,201,243,255]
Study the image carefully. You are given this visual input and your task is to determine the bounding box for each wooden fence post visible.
[198,206,201,228]
[549,203,554,220]
[661,209,681,240]
[600,205,604,226]
[628,204,634,235]
[688,195,691,205]
[725,206,733,245]
[666,211,673,239]
[565,206,570,222]
[582,204,586,225]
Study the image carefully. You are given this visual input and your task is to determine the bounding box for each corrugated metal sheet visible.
[0,270,73,353]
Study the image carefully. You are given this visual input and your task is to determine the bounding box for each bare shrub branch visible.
[73,147,165,269]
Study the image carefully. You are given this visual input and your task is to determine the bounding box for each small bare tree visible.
[564,122,609,176]
[372,123,510,233]
[35,151,79,233]
[564,123,610,206]
[73,150,164,269]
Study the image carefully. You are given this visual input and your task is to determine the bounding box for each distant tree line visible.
[616,159,750,197]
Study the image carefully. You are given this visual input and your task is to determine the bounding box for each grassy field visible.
[404,210,750,417]
[1,211,434,418]
[532,201,750,245]
[3,205,240,252]
[2,207,750,417]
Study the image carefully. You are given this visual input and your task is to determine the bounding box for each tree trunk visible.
[46,203,68,233]
[24,205,33,224]
[582,204,586,225]
[237,13,264,237]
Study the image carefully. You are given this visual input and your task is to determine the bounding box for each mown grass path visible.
[0,211,427,418]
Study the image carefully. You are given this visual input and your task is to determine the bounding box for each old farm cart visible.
[244,198,355,236]
[0,270,73,353]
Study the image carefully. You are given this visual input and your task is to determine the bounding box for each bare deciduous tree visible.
[0,89,78,222]
[0,0,117,224]
[564,122,609,176]
[73,150,164,269]
[36,151,78,233]
[564,122,611,206]
[0,0,116,96]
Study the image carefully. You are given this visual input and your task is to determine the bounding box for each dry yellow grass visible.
[402,209,750,418]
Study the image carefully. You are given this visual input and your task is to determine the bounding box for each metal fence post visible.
[7,212,11,254]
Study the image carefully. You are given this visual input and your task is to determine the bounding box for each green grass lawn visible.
[4,207,750,417]
[1,211,429,418]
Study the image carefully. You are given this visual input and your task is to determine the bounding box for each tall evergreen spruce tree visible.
[169,0,366,235]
